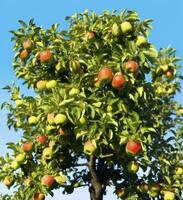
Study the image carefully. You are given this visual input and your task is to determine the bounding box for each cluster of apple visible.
[154,64,174,79]
[96,60,138,89]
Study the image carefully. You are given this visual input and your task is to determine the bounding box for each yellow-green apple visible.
[28,116,38,125]
[121,21,132,34]
[55,174,67,185]
[15,99,24,107]
[42,147,53,159]
[69,87,80,96]
[84,140,97,155]
[36,80,47,90]
[11,160,20,170]
[46,80,57,89]
[47,113,55,125]
[15,153,26,163]
[127,161,139,173]
[23,38,33,50]
[112,23,121,36]
[3,176,14,187]
[54,114,67,125]
[136,36,147,47]
[174,167,183,175]
[163,191,175,200]
[79,116,86,125]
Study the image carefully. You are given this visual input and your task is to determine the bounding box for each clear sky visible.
[0,0,183,199]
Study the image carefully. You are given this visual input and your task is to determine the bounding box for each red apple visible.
[41,175,55,188]
[125,61,138,74]
[33,192,45,200]
[19,49,29,60]
[125,140,142,156]
[22,142,33,152]
[37,135,48,145]
[40,50,52,62]
[97,67,113,83]
[112,73,126,89]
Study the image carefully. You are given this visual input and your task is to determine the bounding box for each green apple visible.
[54,114,67,125]
[136,36,147,47]
[160,64,169,72]
[174,167,183,175]
[42,147,53,160]
[121,21,132,34]
[15,153,26,163]
[69,87,80,96]
[163,191,175,200]
[3,176,14,187]
[36,80,47,90]
[106,105,113,112]
[15,99,24,107]
[127,161,139,173]
[84,140,97,155]
[11,160,20,170]
[55,175,67,185]
[2,164,10,172]
[28,116,38,125]
[111,23,121,36]
[79,116,86,124]
[46,80,57,89]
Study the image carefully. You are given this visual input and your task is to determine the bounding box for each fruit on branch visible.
[36,80,47,90]
[23,38,33,50]
[41,175,55,188]
[3,176,14,188]
[97,67,113,83]
[121,21,132,34]
[28,116,38,125]
[46,125,57,132]
[111,23,121,36]
[112,73,126,89]
[69,87,80,96]
[37,135,48,145]
[125,61,138,74]
[136,36,147,47]
[127,160,139,173]
[15,153,26,163]
[149,183,160,198]
[55,174,67,185]
[47,113,55,125]
[15,99,24,107]
[84,140,97,155]
[33,193,45,200]
[163,190,175,200]
[11,161,20,170]
[79,115,86,125]
[86,31,95,40]
[174,167,183,175]
[22,142,33,152]
[54,114,67,125]
[125,140,142,156]
[19,49,29,60]
[42,147,53,159]
[137,183,149,193]
[165,70,173,78]
[116,188,127,198]
[46,80,57,89]
[39,50,52,62]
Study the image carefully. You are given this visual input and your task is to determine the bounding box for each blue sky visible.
[0,0,183,199]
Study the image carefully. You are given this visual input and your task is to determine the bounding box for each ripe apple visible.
[33,193,45,200]
[11,160,20,170]
[165,70,173,78]
[46,80,57,89]
[28,116,38,125]
[127,161,139,173]
[163,191,175,200]
[149,184,160,198]
[42,147,53,159]
[125,61,138,74]
[36,80,47,90]
[15,99,24,107]
[37,135,48,145]
[54,114,67,125]
[112,23,121,36]
[22,142,33,152]
[86,31,95,40]
[23,38,33,50]
[47,113,55,125]
[39,50,52,62]
[69,60,80,72]
[125,140,142,156]
[41,175,55,188]
[112,73,126,89]
[121,21,132,34]
[84,140,97,155]
[174,167,183,175]
[97,67,113,83]
[116,188,127,198]
[19,49,29,60]
[15,153,26,163]
[3,176,14,187]
[69,87,80,96]
[136,36,147,47]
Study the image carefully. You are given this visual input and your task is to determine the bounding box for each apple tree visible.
[0,10,183,200]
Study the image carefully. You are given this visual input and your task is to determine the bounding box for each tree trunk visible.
[88,156,105,200]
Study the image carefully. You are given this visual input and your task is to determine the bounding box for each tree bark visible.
[87,156,104,200]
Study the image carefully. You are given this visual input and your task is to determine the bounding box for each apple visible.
[42,147,53,159]
[84,140,97,155]
[86,31,95,40]
[41,175,55,188]
[163,191,175,200]
[33,193,45,200]
[15,153,26,163]
[47,113,55,125]
[79,116,86,124]
[116,188,127,198]
[127,161,139,173]
[111,23,121,36]
[112,73,126,89]
[22,142,33,152]
[97,67,113,83]
[19,49,29,60]
[3,176,14,187]
[23,38,33,50]
[149,184,160,198]
[37,135,48,145]
[11,160,20,170]
[28,116,38,125]
[54,114,67,125]
[2,164,10,172]
[69,60,80,72]
[125,140,142,156]
[15,99,24,107]
[46,80,57,89]
[136,36,147,47]
[137,183,149,193]
[165,70,173,78]
[39,50,52,62]
[36,80,47,90]
[69,87,80,96]
[160,64,169,72]
[174,167,183,175]
[46,125,57,132]
[125,61,138,74]
[121,21,132,34]
[55,175,67,185]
